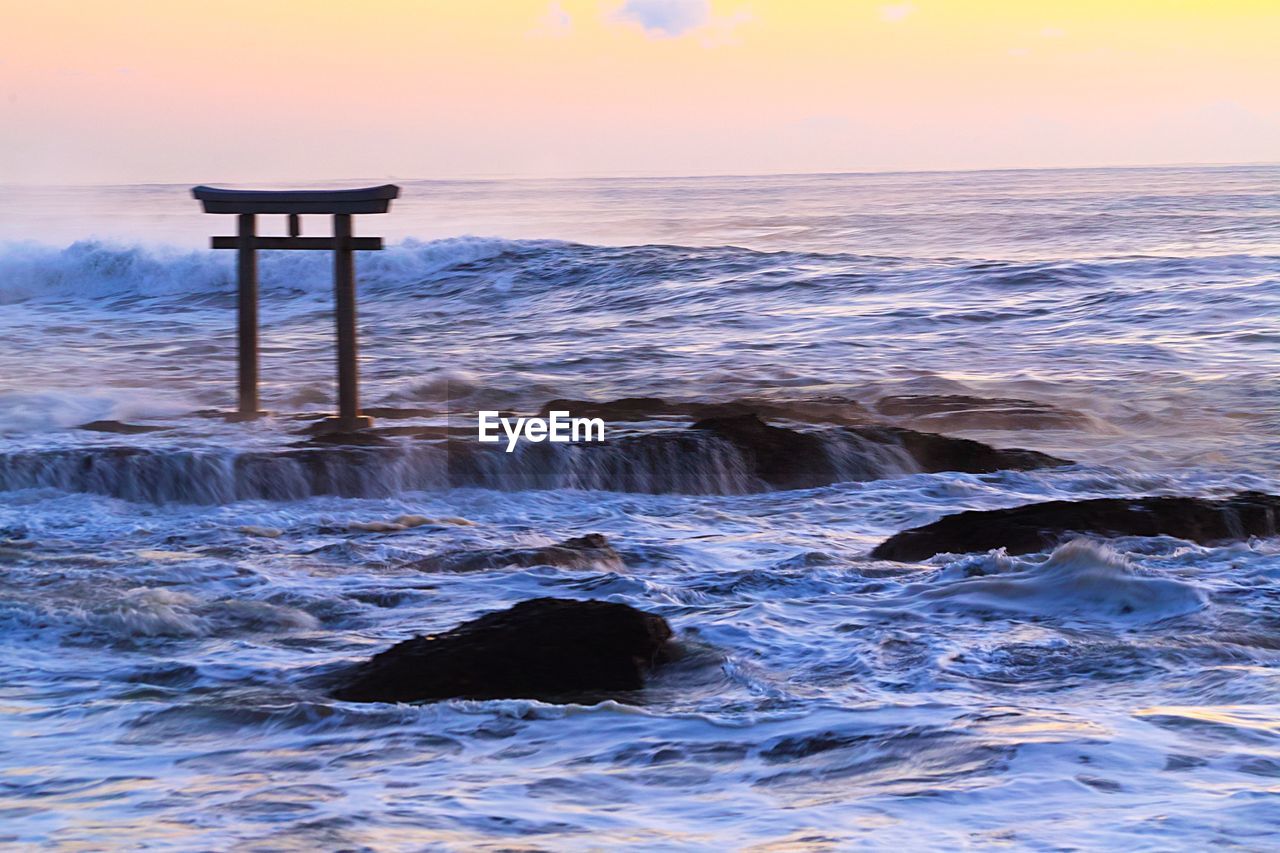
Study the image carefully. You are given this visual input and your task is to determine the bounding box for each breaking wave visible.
[913,538,1207,623]
[0,390,196,433]
[0,236,540,303]
[3,237,1274,310]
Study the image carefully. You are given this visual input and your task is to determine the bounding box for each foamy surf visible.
[912,538,1208,623]
[0,389,197,434]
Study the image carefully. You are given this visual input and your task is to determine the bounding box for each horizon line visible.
[3,159,1277,191]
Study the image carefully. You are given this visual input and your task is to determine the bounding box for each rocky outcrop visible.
[332,597,674,703]
[76,420,169,434]
[690,414,833,489]
[541,394,1093,433]
[2,413,1069,503]
[872,492,1280,561]
[691,414,1069,490]
[409,533,623,573]
[847,424,1066,474]
[540,396,873,426]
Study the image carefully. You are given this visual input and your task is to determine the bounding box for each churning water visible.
[0,166,1278,849]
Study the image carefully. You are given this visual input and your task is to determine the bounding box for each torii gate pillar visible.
[192,184,400,431]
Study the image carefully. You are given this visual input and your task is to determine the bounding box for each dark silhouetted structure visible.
[192,184,400,430]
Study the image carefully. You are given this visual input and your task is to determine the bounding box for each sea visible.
[0,165,1278,849]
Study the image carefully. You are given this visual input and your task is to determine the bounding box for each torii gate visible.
[192,184,400,431]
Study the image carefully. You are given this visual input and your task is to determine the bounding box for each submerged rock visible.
[872,492,1280,561]
[691,414,1068,489]
[332,597,674,703]
[76,420,169,434]
[410,533,623,573]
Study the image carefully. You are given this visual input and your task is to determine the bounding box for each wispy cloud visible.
[611,0,742,39]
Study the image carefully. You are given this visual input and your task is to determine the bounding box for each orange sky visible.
[1,0,1277,183]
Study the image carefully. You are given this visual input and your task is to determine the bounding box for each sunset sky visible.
[1,0,1277,183]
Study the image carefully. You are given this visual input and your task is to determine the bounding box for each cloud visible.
[879,3,915,23]
[530,1,573,37]
[613,0,712,38]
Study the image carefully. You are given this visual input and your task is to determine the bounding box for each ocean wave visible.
[0,390,196,433]
[88,588,319,639]
[5,236,1272,309]
[0,236,543,303]
[0,586,321,643]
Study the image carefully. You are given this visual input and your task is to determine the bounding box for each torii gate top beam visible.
[192,184,400,214]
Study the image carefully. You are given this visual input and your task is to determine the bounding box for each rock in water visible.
[690,414,833,489]
[76,420,169,434]
[332,597,674,703]
[691,414,1068,489]
[872,492,1280,561]
[846,425,1067,474]
[539,396,874,425]
[409,533,623,573]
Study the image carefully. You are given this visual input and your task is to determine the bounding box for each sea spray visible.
[911,538,1207,623]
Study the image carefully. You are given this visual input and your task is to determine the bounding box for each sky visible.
[0,0,1277,183]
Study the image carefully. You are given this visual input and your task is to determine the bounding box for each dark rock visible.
[76,420,169,434]
[360,406,440,420]
[691,414,1069,489]
[847,424,1068,474]
[872,492,1280,561]
[292,423,456,445]
[297,430,391,447]
[540,396,872,425]
[726,397,873,426]
[332,597,674,703]
[410,533,623,573]
[691,414,834,489]
[372,425,452,440]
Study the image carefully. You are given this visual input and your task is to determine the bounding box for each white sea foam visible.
[0,390,196,433]
[88,588,320,639]
[916,538,1207,623]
